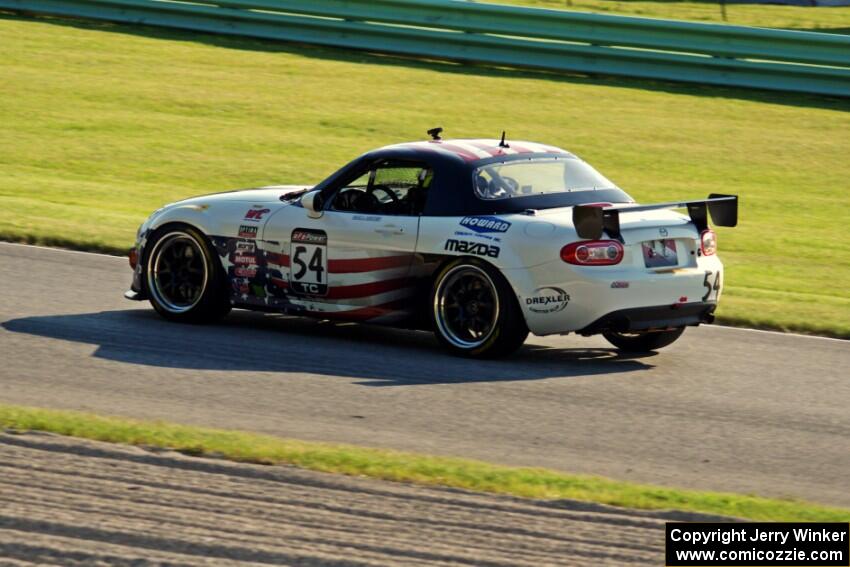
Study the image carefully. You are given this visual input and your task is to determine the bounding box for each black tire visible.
[144,224,231,323]
[430,257,528,358]
[602,327,685,352]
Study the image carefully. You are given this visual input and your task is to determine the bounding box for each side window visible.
[331,161,432,216]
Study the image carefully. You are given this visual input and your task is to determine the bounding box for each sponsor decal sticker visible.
[352,215,381,222]
[454,230,501,242]
[234,267,258,278]
[659,227,669,237]
[611,281,630,289]
[444,239,500,258]
[292,229,328,245]
[243,207,271,221]
[236,241,255,253]
[233,255,256,265]
[459,216,511,234]
[238,225,258,239]
[526,286,570,313]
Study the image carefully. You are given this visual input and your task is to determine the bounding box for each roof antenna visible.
[427,127,443,141]
[499,130,510,148]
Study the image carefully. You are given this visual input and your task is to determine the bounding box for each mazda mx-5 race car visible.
[126,130,737,358]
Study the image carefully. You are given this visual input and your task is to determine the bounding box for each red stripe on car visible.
[432,142,480,162]
[305,299,409,322]
[466,141,511,157]
[266,252,290,267]
[326,277,414,300]
[507,142,534,154]
[329,255,410,273]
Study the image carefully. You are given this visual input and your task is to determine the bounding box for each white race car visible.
[126,130,737,357]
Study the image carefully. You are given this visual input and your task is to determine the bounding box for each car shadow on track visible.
[2,309,656,385]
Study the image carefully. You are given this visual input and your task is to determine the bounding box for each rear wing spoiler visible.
[572,194,738,241]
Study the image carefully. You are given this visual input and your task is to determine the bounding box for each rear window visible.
[473,157,619,200]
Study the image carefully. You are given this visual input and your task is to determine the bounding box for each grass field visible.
[502,0,850,32]
[2,404,847,522]
[0,15,848,337]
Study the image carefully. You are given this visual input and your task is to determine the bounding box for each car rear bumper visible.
[505,253,724,335]
[576,301,716,335]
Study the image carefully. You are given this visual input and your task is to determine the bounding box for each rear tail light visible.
[700,230,717,256]
[561,240,624,266]
[129,247,138,269]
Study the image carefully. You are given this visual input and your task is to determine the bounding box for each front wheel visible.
[145,225,231,323]
[602,327,685,352]
[431,258,528,358]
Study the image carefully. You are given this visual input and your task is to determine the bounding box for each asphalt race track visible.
[1,242,848,507]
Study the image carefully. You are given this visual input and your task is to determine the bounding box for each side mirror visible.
[301,190,324,219]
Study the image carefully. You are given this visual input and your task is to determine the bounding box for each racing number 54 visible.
[290,235,328,296]
[292,245,324,282]
[703,271,721,302]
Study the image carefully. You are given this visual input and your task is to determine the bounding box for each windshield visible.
[473,157,618,200]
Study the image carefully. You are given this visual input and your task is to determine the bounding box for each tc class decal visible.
[459,216,511,234]
[526,286,570,314]
[290,229,328,296]
[238,225,258,239]
[444,239,500,258]
[243,207,271,221]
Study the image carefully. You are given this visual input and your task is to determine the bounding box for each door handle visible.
[374,225,404,235]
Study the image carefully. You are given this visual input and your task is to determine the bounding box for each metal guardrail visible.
[3,0,849,96]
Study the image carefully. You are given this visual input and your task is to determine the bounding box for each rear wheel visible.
[431,258,528,358]
[145,225,230,323]
[602,327,685,352]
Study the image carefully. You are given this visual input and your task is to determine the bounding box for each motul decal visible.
[233,255,256,265]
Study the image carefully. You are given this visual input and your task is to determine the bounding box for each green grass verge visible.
[1,404,848,522]
[1,15,849,338]
[500,0,850,33]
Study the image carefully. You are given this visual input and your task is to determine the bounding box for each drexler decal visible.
[459,216,511,234]
[445,239,500,258]
[526,286,570,314]
[238,225,258,239]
